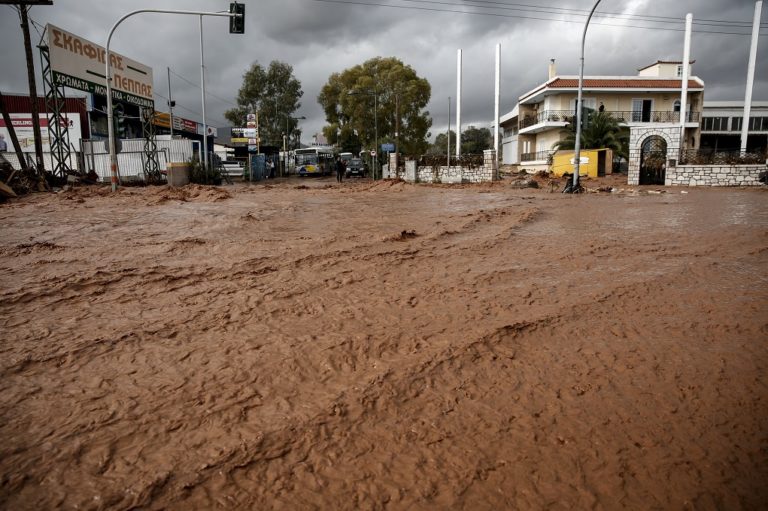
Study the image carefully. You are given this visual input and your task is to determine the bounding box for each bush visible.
[189,158,222,185]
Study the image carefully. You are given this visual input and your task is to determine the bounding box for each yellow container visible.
[551,149,612,178]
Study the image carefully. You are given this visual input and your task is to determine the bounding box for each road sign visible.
[381,143,395,152]
[246,113,256,122]
[370,150,376,157]
[243,128,257,138]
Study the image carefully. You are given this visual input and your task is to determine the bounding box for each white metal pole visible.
[494,43,501,174]
[456,49,462,157]
[573,0,602,191]
[199,15,208,170]
[741,1,763,153]
[448,96,451,169]
[374,93,378,179]
[105,9,236,192]
[167,67,174,138]
[679,14,692,156]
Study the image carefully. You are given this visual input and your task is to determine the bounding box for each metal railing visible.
[520,150,554,162]
[1,151,79,173]
[679,149,766,165]
[520,110,575,129]
[610,110,700,123]
[519,109,699,129]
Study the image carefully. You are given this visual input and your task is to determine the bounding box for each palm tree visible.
[552,111,629,160]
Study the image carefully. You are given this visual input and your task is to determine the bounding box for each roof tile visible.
[548,78,703,89]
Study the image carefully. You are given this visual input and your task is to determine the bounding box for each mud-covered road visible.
[1,178,767,509]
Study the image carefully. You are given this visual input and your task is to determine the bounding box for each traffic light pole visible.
[105,8,240,192]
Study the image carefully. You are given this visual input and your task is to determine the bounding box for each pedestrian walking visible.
[335,156,345,183]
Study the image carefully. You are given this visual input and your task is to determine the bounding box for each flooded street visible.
[1,178,767,509]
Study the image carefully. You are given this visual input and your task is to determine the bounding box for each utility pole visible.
[494,43,501,175]
[447,96,451,169]
[572,0,602,193]
[679,14,692,159]
[395,92,400,167]
[741,0,763,154]
[199,15,208,170]
[0,90,29,169]
[456,49,462,158]
[19,5,45,172]
[167,67,174,137]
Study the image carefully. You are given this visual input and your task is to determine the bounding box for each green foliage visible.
[461,125,492,155]
[318,57,432,156]
[426,130,456,155]
[188,158,222,185]
[225,61,304,147]
[552,111,629,159]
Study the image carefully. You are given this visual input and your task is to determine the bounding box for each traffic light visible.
[229,2,244,34]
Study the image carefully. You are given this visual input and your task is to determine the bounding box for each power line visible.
[168,68,239,108]
[309,0,767,36]
[154,90,230,127]
[449,0,767,28]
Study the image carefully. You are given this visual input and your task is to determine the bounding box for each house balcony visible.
[610,110,700,126]
[520,150,555,165]
[519,110,574,134]
[519,110,701,134]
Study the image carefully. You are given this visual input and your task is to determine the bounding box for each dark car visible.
[345,158,367,178]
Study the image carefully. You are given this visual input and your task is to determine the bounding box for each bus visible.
[295,147,335,176]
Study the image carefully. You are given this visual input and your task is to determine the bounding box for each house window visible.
[748,117,768,131]
[673,100,681,112]
[570,98,596,115]
[731,117,743,132]
[676,64,683,77]
[702,117,728,131]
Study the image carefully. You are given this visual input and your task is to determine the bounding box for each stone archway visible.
[639,136,667,185]
[627,127,679,185]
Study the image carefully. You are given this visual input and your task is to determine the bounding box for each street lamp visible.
[571,0,603,193]
[284,115,305,176]
[347,89,378,179]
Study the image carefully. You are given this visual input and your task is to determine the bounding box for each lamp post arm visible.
[572,0,602,192]
[105,9,237,192]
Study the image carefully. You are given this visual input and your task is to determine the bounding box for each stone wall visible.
[628,126,680,185]
[665,164,766,187]
[392,150,498,184]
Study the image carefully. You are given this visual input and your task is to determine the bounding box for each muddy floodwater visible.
[1,178,767,509]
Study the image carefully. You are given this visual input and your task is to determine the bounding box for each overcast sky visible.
[1,0,766,142]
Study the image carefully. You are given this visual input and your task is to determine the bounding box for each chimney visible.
[548,59,557,80]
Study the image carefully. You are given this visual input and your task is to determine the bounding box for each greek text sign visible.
[47,24,154,108]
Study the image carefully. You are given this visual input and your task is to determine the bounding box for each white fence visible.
[82,138,196,181]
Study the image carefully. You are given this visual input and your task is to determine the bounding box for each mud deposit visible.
[1,179,767,509]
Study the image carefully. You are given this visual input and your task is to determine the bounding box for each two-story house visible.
[500,59,704,184]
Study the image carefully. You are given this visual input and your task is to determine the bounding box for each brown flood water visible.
[1,178,767,510]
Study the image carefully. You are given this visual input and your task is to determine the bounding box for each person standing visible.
[335,156,345,183]
[0,134,7,152]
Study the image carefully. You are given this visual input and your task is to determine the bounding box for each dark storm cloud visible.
[1,0,765,141]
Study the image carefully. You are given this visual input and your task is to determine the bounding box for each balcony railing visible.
[610,110,700,123]
[521,150,554,162]
[679,149,766,165]
[520,110,574,129]
[519,109,700,129]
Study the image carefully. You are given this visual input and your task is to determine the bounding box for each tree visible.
[552,111,629,159]
[426,130,457,155]
[318,57,432,155]
[461,126,492,155]
[225,61,303,148]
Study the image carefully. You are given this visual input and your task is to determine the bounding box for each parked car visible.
[345,158,367,178]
